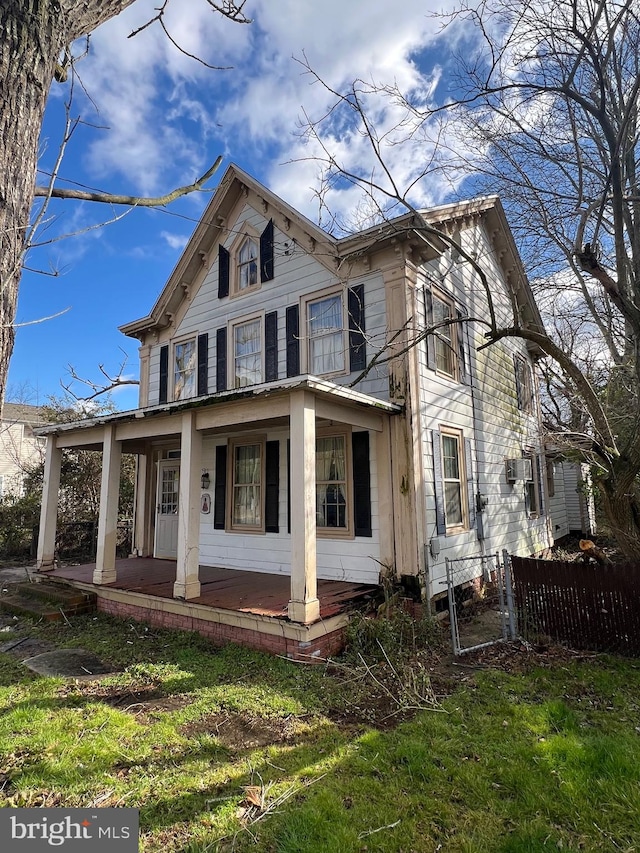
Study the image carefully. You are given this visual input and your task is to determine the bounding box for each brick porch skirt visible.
[97,597,346,661]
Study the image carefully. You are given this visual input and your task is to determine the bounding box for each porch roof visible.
[35,376,401,452]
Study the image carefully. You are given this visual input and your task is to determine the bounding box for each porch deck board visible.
[37,558,378,621]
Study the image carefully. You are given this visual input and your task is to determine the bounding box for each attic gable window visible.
[173,339,197,400]
[237,237,258,292]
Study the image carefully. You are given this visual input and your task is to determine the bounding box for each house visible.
[0,403,45,498]
[547,456,596,541]
[35,164,552,657]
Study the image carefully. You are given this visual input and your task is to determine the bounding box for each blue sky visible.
[9,0,468,412]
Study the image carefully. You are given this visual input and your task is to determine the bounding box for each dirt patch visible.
[182,712,307,750]
[0,636,56,659]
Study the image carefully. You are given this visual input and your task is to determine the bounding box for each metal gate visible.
[444,551,516,655]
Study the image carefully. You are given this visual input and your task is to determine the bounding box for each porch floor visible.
[36,558,379,622]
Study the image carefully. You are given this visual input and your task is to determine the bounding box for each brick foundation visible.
[97,598,345,661]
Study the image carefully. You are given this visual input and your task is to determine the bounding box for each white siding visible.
[197,430,381,585]
[415,224,551,599]
[147,203,389,406]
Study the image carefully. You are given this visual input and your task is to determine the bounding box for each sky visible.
[9,0,473,412]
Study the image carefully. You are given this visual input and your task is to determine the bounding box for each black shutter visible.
[214,445,227,530]
[197,333,209,396]
[432,430,446,535]
[457,308,468,384]
[216,327,227,392]
[260,219,274,282]
[286,305,300,377]
[425,287,436,369]
[265,440,280,532]
[348,284,366,373]
[352,431,372,537]
[265,311,278,382]
[218,245,230,298]
[159,345,169,404]
[465,437,476,529]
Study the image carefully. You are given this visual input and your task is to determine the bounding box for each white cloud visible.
[67,0,471,224]
[160,230,189,251]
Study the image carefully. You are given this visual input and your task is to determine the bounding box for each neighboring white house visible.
[0,403,45,498]
[547,456,596,540]
[34,164,553,654]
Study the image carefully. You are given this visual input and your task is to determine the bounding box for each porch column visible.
[36,436,62,570]
[132,447,153,557]
[288,389,320,623]
[94,425,122,584]
[174,411,202,599]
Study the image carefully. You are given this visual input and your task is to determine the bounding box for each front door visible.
[154,460,180,559]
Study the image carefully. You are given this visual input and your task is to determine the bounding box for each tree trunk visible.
[0,1,64,406]
[597,471,640,560]
[0,0,137,411]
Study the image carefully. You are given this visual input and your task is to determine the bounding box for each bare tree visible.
[0,0,250,408]
[298,0,640,556]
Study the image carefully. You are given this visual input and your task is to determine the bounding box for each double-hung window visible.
[432,292,456,379]
[233,318,262,387]
[230,439,263,531]
[316,434,348,531]
[237,237,259,293]
[174,339,197,400]
[441,428,466,531]
[515,355,534,414]
[307,292,345,375]
[524,451,540,516]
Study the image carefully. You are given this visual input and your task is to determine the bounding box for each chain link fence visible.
[444,552,516,655]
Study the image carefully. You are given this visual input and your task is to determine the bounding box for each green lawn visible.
[0,612,639,852]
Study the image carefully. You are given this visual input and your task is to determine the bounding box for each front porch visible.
[38,558,379,659]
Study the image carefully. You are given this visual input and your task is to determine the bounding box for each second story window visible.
[307,292,345,375]
[174,339,197,400]
[515,355,534,414]
[233,318,262,387]
[237,237,259,292]
[432,292,456,378]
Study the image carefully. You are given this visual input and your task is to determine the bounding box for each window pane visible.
[442,435,459,479]
[433,296,454,376]
[308,295,344,374]
[234,319,261,387]
[444,482,463,526]
[232,444,261,526]
[316,435,347,529]
[174,340,196,400]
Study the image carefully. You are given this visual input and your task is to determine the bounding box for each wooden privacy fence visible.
[510,555,640,657]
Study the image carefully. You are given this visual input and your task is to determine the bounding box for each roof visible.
[35,376,402,437]
[2,403,46,426]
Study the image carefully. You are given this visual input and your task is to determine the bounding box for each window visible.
[432,292,457,378]
[307,292,345,375]
[515,355,534,413]
[174,339,197,400]
[237,236,259,293]
[316,435,348,530]
[230,440,263,530]
[233,318,262,387]
[441,428,466,531]
[524,451,540,516]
